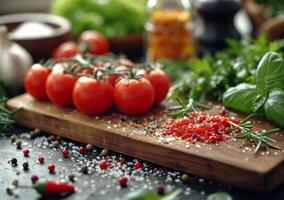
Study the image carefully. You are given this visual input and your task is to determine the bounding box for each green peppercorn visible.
[16,140,22,149]
[100,149,108,156]
[181,174,190,183]
[52,141,60,148]
[12,179,19,187]
[30,128,41,139]
[86,144,93,151]
[10,135,16,143]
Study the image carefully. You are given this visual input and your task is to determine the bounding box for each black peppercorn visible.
[81,165,88,174]
[68,173,76,182]
[10,158,18,167]
[23,162,29,170]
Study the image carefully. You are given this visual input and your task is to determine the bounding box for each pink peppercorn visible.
[23,149,30,157]
[31,175,39,184]
[99,161,109,170]
[38,156,45,164]
[48,135,56,142]
[133,161,141,169]
[119,176,128,187]
[62,149,69,157]
[78,147,85,154]
[48,164,55,173]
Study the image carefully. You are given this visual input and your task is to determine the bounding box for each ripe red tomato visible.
[73,77,114,115]
[52,42,78,59]
[45,67,78,107]
[105,65,130,86]
[142,69,170,104]
[114,77,155,115]
[79,31,109,55]
[24,64,50,101]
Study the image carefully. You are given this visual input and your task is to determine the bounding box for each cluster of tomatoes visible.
[24,54,170,116]
[52,30,110,59]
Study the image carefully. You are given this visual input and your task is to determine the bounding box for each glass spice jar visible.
[145,0,195,62]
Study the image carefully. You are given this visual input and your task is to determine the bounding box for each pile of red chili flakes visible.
[163,112,240,144]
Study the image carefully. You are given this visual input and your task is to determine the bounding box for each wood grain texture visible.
[7,94,284,192]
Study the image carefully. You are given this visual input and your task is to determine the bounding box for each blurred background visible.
[0,0,284,96]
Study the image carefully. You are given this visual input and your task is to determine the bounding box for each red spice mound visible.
[163,112,240,144]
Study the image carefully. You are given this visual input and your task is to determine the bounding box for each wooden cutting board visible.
[7,94,284,192]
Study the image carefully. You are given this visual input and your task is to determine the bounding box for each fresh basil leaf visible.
[222,83,265,113]
[264,90,284,128]
[256,52,284,92]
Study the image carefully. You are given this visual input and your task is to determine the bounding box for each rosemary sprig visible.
[0,96,21,132]
[229,114,281,154]
[168,98,211,118]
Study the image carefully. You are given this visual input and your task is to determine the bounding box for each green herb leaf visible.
[122,189,181,200]
[222,83,265,113]
[264,90,284,128]
[256,52,284,93]
[0,96,21,131]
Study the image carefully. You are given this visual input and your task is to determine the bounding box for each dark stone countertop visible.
[0,126,284,200]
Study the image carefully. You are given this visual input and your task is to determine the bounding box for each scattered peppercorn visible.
[10,158,18,167]
[31,175,39,184]
[38,156,45,164]
[120,115,127,122]
[23,149,30,157]
[220,109,228,116]
[15,140,22,149]
[133,161,142,169]
[48,135,56,142]
[99,161,109,170]
[68,173,76,182]
[78,147,85,154]
[52,141,60,148]
[12,179,19,187]
[81,165,88,174]
[62,149,69,158]
[6,187,13,195]
[86,144,93,151]
[132,117,140,124]
[34,128,40,134]
[48,164,56,173]
[56,135,62,141]
[10,135,16,143]
[100,149,108,156]
[23,162,29,170]
[156,184,165,195]
[181,174,190,183]
[30,128,41,139]
[119,176,128,187]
